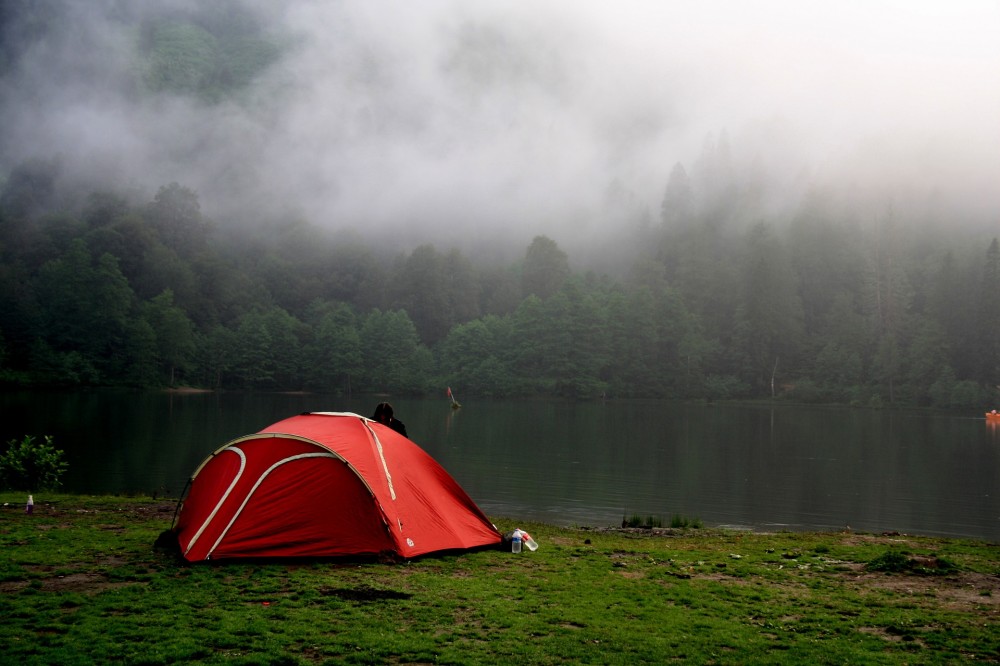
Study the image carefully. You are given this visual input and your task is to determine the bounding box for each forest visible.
[1,2,998,408]
[1,153,999,409]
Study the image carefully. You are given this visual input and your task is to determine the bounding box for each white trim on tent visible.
[180,416,401,559]
[206,451,338,560]
[309,411,398,502]
[184,447,247,557]
[361,421,396,501]
[310,411,365,419]
[222,431,382,501]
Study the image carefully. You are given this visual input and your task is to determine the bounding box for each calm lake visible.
[2,390,998,541]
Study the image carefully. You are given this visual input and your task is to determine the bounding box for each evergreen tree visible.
[227,307,306,390]
[360,309,424,394]
[440,314,517,397]
[510,295,555,393]
[522,235,570,300]
[197,325,237,389]
[146,183,210,258]
[556,278,610,398]
[388,245,452,345]
[142,289,197,386]
[812,293,867,401]
[33,240,135,383]
[732,223,804,396]
[660,162,693,228]
[928,250,976,380]
[303,301,363,394]
[863,208,913,404]
[605,287,660,396]
[976,238,1000,387]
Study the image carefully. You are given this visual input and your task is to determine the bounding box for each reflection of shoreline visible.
[164,387,213,394]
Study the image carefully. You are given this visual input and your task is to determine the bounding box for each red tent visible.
[173,412,501,561]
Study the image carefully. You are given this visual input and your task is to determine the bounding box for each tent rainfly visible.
[172,412,502,561]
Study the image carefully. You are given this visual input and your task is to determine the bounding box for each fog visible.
[1,0,998,255]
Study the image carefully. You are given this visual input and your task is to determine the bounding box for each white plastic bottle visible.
[512,533,522,553]
[521,532,538,551]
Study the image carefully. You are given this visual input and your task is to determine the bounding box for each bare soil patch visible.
[847,570,1000,611]
[0,573,138,595]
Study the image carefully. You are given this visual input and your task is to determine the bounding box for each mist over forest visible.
[1,1,999,407]
[3,1,998,256]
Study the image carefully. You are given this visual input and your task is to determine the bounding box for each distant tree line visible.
[1,153,999,410]
[4,0,997,408]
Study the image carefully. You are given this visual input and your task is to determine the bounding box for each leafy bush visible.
[0,435,69,491]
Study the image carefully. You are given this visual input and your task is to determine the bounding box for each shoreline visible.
[4,493,998,546]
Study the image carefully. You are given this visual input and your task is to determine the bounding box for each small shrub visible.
[866,550,957,575]
[0,435,69,492]
[866,550,911,572]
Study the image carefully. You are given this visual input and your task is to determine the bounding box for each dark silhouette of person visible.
[372,402,407,438]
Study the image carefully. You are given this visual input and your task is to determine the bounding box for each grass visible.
[669,514,703,529]
[2,493,999,664]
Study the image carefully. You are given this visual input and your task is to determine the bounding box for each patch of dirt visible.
[318,585,413,602]
[0,573,138,595]
[690,555,1000,609]
[858,625,928,648]
[616,570,645,579]
[1,554,147,596]
[124,502,179,516]
[845,571,1000,611]
[839,533,925,548]
[27,502,178,519]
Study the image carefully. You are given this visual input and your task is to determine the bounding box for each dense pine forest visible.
[1,2,998,408]
[2,158,999,408]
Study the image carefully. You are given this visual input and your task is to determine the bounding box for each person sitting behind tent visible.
[372,402,407,438]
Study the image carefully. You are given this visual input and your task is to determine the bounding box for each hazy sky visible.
[2,0,998,247]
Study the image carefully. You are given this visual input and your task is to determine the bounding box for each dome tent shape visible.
[173,412,502,561]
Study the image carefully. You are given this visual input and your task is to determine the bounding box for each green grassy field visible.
[2,494,998,664]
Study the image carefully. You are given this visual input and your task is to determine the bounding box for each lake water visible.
[2,390,998,541]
